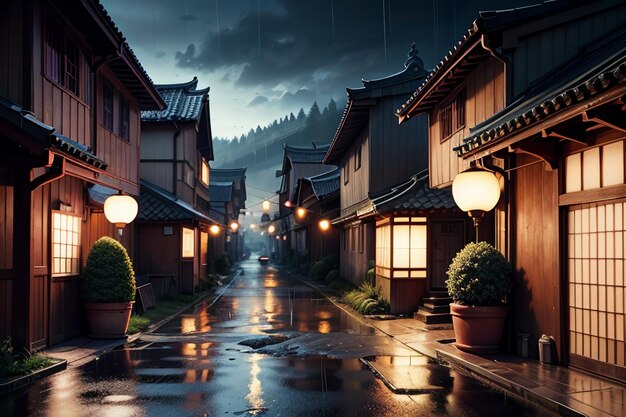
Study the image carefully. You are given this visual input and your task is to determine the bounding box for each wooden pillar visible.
[11,166,32,351]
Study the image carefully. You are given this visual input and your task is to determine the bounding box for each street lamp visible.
[318,219,331,232]
[262,200,271,212]
[210,224,221,235]
[104,193,138,238]
[267,224,276,234]
[230,221,239,232]
[451,166,501,241]
[295,207,307,220]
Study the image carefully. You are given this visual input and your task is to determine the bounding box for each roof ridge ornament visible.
[404,43,424,70]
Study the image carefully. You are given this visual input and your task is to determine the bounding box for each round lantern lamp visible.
[267,224,276,234]
[295,207,307,220]
[104,193,138,238]
[451,166,501,241]
[210,224,221,235]
[230,221,239,232]
[318,219,331,232]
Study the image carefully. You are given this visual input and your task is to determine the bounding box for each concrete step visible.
[422,303,450,314]
[421,296,452,306]
[414,308,452,324]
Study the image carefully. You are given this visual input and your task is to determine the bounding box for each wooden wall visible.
[340,130,369,216]
[340,223,374,285]
[135,223,180,279]
[429,57,505,188]
[0,1,24,104]
[508,2,626,98]
[369,95,428,193]
[511,154,562,359]
[0,185,13,341]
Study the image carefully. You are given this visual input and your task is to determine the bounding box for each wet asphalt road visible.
[0,256,556,417]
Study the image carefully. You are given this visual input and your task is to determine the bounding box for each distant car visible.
[258,256,269,265]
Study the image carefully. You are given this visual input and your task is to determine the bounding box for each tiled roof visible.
[210,167,247,182]
[139,179,221,224]
[284,144,330,164]
[0,96,107,170]
[455,29,626,156]
[141,77,209,122]
[209,181,233,203]
[304,168,340,200]
[325,44,426,165]
[396,0,592,120]
[52,1,164,110]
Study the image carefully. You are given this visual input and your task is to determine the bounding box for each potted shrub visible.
[446,241,512,353]
[82,236,136,338]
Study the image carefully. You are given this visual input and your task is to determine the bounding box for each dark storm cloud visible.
[174,0,535,95]
[180,14,197,21]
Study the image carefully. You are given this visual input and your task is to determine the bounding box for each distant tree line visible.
[212,98,343,168]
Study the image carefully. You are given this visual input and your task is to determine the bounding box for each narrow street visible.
[1,256,555,417]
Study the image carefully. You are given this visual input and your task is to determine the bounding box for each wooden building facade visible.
[276,144,336,264]
[293,168,341,266]
[139,78,219,292]
[397,0,626,380]
[324,45,470,314]
[0,0,164,350]
[209,168,247,263]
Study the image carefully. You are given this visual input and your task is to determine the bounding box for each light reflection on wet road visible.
[0,256,557,416]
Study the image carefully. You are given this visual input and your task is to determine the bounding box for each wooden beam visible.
[582,109,626,133]
[559,184,626,206]
[542,128,588,146]
[509,139,558,170]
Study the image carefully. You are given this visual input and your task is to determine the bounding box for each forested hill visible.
[211,99,343,195]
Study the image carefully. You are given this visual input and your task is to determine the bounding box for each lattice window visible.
[52,211,81,276]
[568,201,626,366]
[64,37,80,96]
[439,88,466,141]
[565,140,625,193]
[118,97,130,140]
[102,81,114,130]
[182,227,195,258]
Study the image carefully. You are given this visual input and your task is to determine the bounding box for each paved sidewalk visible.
[295,274,625,417]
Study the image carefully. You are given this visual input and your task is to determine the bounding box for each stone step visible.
[414,308,452,324]
[422,303,450,314]
[421,296,452,306]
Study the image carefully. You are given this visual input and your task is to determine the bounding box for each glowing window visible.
[201,159,210,185]
[52,211,81,276]
[182,227,195,258]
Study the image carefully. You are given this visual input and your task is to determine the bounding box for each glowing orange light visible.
[319,219,331,231]
[210,225,220,235]
[267,224,276,234]
[284,200,293,208]
[295,207,307,219]
[230,221,239,232]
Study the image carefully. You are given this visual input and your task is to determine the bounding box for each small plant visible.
[196,273,222,292]
[214,254,231,275]
[82,236,136,303]
[366,259,376,284]
[0,337,54,378]
[343,282,390,314]
[309,255,339,281]
[446,241,512,306]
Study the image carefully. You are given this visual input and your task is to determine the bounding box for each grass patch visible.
[343,282,390,315]
[128,294,198,334]
[0,338,57,379]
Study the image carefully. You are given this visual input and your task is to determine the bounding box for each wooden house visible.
[138,78,219,293]
[397,0,626,379]
[323,45,469,314]
[0,0,164,350]
[276,144,336,263]
[209,168,247,262]
[293,168,341,266]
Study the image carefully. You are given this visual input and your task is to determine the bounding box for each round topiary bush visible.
[82,236,136,303]
[446,241,512,306]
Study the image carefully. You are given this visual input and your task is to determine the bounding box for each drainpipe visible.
[172,120,181,195]
[480,33,512,106]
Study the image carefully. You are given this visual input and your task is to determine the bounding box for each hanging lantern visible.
[104,193,138,229]
[319,219,331,232]
[210,225,221,235]
[452,167,501,240]
[262,200,271,212]
[295,207,307,220]
[267,224,276,234]
[230,221,239,232]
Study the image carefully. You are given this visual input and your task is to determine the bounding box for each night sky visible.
[101,0,537,139]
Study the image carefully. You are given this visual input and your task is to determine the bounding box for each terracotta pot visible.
[84,302,134,339]
[450,303,508,353]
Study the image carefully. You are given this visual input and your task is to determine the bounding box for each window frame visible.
[355,145,362,172]
[102,80,114,131]
[181,227,195,258]
[439,87,466,142]
[51,210,82,277]
[117,95,130,140]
